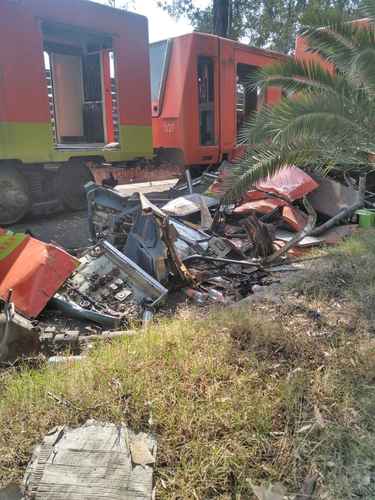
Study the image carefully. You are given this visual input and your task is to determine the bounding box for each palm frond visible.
[223,3,375,203]
[246,92,368,147]
[247,58,352,97]
[360,0,375,22]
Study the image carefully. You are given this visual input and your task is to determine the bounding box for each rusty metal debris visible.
[0,291,40,363]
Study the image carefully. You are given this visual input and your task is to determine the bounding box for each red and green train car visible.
[0,0,153,224]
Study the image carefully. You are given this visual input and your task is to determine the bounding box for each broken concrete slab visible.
[23,421,157,500]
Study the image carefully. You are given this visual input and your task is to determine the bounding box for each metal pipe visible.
[185,168,194,194]
[183,254,259,268]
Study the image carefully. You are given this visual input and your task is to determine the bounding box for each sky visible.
[97,0,211,43]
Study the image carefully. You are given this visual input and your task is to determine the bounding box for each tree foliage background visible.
[158,0,361,52]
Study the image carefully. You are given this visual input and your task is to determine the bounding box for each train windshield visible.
[149,39,171,114]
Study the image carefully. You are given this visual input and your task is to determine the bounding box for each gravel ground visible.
[9,179,178,251]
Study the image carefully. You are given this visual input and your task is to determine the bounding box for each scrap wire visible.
[183,254,260,268]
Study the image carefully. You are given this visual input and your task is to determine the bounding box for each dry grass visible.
[1,231,375,498]
[290,228,375,322]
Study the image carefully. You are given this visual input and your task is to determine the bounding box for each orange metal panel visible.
[295,35,335,73]
[0,229,78,318]
[218,39,236,157]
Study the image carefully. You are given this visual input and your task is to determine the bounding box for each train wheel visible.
[0,165,31,225]
[58,162,94,211]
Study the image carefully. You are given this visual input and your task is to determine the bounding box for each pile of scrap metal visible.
[1,164,371,363]
[86,181,272,307]
[208,163,369,249]
[0,224,169,362]
[85,163,369,309]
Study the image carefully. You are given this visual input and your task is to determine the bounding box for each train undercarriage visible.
[0,157,186,226]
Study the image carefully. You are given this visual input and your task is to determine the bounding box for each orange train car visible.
[150,33,287,169]
[0,0,287,225]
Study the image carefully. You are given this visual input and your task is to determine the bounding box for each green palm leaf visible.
[224,0,375,202]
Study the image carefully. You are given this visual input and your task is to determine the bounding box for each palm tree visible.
[224,0,375,202]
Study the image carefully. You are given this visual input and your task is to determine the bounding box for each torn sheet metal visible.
[206,237,234,258]
[281,205,308,232]
[0,229,78,318]
[245,166,319,203]
[86,182,139,245]
[234,198,286,214]
[133,195,198,284]
[308,175,360,217]
[51,295,120,329]
[23,421,157,500]
[170,219,210,250]
[124,211,169,283]
[0,298,40,362]
[275,230,322,247]
[162,193,218,217]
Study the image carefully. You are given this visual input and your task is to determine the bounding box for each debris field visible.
[1,164,372,364]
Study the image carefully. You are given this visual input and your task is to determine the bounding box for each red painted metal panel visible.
[0,2,50,124]
[0,229,78,318]
[102,50,115,144]
[1,0,151,127]
[254,166,319,202]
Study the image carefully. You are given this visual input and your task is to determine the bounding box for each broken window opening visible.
[42,22,117,148]
[109,51,120,144]
[236,63,259,144]
[198,56,215,146]
[149,39,172,115]
[44,51,57,145]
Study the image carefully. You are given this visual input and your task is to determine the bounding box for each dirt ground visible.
[9,179,178,251]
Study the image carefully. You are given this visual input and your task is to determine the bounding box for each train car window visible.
[236,63,259,144]
[149,40,171,113]
[198,56,215,146]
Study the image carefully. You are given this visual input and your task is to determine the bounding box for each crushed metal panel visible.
[124,212,169,283]
[23,421,157,500]
[234,198,286,215]
[281,205,308,232]
[250,166,319,202]
[102,240,168,305]
[275,230,322,247]
[162,193,218,217]
[308,176,359,217]
[169,219,210,250]
[86,182,139,245]
[0,229,78,318]
[0,306,40,362]
[206,237,233,258]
